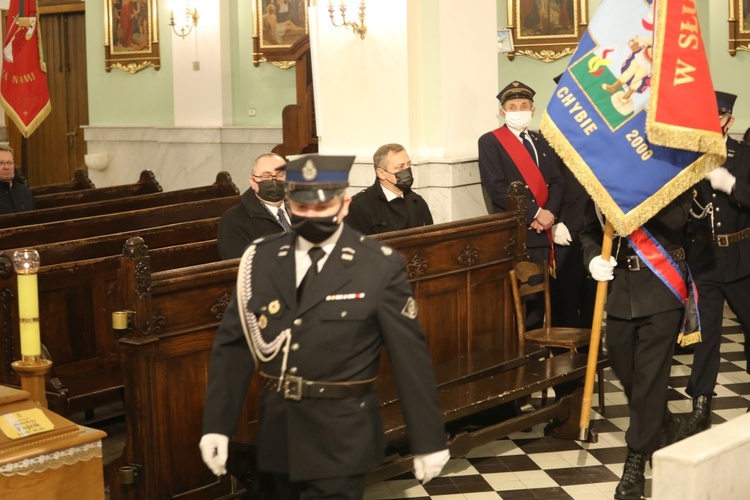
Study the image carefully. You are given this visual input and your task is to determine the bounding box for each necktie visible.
[297,247,325,302]
[521,132,538,166]
[277,208,293,232]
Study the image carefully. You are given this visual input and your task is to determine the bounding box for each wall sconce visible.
[328,1,367,40]
[170,2,200,39]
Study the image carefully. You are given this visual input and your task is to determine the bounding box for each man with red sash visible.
[582,191,692,500]
[478,81,564,329]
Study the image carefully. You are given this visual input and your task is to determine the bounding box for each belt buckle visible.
[716,235,729,247]
[283,375,303,401]
[627,255,640,271]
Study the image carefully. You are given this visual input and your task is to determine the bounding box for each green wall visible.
[86,0,296,127]
[85,1,750,132]
[496,0,750,134]
[85,0,174,126]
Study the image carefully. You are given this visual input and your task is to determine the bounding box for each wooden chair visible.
[509,260,606,415]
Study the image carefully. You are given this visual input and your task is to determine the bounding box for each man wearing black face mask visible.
[680,91,750,438]
[200,155,449,498]
[217,152,292,260]
[344,143,433,235]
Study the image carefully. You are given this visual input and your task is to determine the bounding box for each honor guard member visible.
[345,143,433,235]
[217,152,292,260]
[682,91,750,437]
[582,191,692,500]
[478,81,564,329]
[200,155,449,499]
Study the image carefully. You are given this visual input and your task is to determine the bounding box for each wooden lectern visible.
[0,386,106,499]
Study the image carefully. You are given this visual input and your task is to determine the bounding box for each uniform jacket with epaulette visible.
[687,137,750,282]
[478,127,564,248]
[202,225,446,480]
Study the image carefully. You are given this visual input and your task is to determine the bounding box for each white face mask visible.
[504,110,533,132]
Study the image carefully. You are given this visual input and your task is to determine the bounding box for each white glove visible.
[706,166,736,194]
[199,433,229,476]
[551,222,572,246]
[588,256,616,282]
[413,449,450,484]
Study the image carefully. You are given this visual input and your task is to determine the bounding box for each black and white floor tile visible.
[365,306,749,500]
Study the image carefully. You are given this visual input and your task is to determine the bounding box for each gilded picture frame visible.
[104,0,161,73]
[251,0,311,68]
[729,0,750,55]
[506,0,588,63]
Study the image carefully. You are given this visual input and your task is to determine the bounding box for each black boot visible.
[615,449,647,500]
[678,395,712,440]
[660,408,686,447]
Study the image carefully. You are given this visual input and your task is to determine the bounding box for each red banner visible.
[646,0,724,155]
[0,0,51,138]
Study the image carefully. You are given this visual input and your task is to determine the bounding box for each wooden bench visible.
[106,183,604,499]
[29,168,95,196]
[1,172,238,228]
[0,195,238,249]
[0,236,222,418]
[32,169,162,210]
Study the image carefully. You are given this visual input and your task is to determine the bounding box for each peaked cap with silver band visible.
[284,154,354,204]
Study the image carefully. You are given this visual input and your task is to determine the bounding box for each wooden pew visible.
[0,237,222,418]
[1,172,238,228]
[0,195,238,250]
[109,183,600,499]
[29,168,96,196]
[32,169,162,210]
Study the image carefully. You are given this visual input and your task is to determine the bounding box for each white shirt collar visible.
[379,181,402,201]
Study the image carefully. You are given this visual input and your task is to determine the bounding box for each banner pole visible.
[579,220,614,441]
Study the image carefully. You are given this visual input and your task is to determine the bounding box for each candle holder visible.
[10,249,52,407]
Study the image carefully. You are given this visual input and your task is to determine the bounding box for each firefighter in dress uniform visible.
[199,155,449,499]
[681,91,750,437]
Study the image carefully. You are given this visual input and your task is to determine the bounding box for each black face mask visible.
[256,180,286,203]
[291,210,342,243]
[394,168,414,192]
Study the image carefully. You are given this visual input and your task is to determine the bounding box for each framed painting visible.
[729,0,750,55]
[505,0,588,62]
[251,0,311,68]
[104,0,161,73]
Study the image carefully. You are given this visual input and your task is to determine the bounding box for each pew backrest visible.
[2,171,238,228]
[32,169,162,210]
[29,168,96,197]
[0,195,238,250]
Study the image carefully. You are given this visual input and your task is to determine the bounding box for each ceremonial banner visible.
[541,0,725,236]
[0,0,51,138]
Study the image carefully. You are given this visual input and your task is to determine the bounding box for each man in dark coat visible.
[478,81,564,328]
[200,155,449,499]
[217,152,292,260]
[682,91,750,436]
[582,192,692,500]
[345,143,433,235]
[0,144,35,215]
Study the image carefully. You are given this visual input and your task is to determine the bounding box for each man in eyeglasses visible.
[0,144,35,215]
[218,152,293,260]
[345,143,433,235]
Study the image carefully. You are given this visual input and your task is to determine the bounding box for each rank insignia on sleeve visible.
[258,314,268,329]
[401,297,418,319]
[268,300,281,315]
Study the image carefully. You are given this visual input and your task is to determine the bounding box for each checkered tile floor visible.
[365,306,749,500]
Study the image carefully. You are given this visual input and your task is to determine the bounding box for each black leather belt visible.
[260,372,377,401]
[696,228,750,247]
[616,248,685,271]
